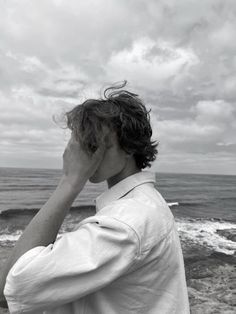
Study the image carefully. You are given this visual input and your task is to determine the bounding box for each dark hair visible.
[66,81,158,169]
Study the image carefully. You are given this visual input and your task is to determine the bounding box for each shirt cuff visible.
[4,246,52,314]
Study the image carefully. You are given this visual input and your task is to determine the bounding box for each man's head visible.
[66,81,158,185]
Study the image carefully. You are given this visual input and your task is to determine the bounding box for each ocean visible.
[0,167,236,256]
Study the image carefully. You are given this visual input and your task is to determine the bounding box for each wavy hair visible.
[66,81,158,169]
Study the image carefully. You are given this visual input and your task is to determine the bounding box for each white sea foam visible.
[1,218,235,256]
[176,218,236,255]
[167,202,179,207]
[0,230,22,244]
[0,229,63,245]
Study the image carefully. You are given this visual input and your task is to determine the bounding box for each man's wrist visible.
[58,175,86,196]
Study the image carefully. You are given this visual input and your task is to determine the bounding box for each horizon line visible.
[0,165,235,177]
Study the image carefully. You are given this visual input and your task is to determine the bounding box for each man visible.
[0,82,190,313]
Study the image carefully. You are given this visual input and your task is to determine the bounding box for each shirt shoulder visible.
[96,183,175,253]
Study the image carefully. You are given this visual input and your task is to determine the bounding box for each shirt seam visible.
[108,216,141,257]
[141,218,175,254]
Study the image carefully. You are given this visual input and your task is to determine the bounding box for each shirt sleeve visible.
[4,215,140,313]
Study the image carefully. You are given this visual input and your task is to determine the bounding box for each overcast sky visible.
[0,0,236,175]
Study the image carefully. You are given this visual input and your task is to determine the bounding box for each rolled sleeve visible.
[4,215,140,313]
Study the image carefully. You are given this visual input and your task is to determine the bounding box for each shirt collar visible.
[95,171,156,212]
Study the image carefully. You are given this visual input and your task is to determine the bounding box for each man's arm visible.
[0,177,80,306]
[0,135,105,305]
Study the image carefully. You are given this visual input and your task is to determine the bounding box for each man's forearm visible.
[0,175,84,303]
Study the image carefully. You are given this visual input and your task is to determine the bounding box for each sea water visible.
[0,167,235,255]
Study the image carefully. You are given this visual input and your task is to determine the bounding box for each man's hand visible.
[62,134,106,190]
[0,134,106,304]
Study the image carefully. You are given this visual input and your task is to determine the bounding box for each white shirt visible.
[4,171,190,314]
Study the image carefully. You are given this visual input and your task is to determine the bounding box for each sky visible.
[0,0,236,175]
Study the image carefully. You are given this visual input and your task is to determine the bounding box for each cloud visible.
[150,99,236,174]
[154,99,236,152]
[106,38,199,94]
[0,0,236,173]
[1,0,236,104]
[194,100,235,126]
[0,87,72,169]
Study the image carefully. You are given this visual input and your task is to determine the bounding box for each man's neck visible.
[107,162,140,189]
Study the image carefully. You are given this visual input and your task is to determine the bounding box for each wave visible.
[179,202,202,207]
[0,230,22,246]
[0,229,63,247]
[1,187,56,192]
[1,217,235,256]
[176,218,236,255]
[167,202,179,207]
[0,205,95,217]
[0,208,40,217]
[1,203,177,217]
[0,203,179,218]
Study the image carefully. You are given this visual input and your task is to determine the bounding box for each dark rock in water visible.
[187,266,214,279]
[185,258,215,280]
[210,252,236,264]
[185,250,236,281]
[216,228,236,242]
[217,291,236,306]
[185,250,236,314]
[188,279,208,291]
